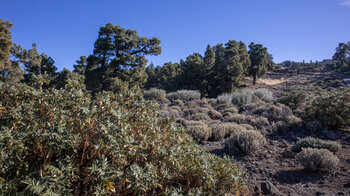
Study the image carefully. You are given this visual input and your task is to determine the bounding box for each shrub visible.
[144,88,167,101]
[220,106,238,117]
[285,115,303,127]
[217,93,233,105]
[169,99,184,107]
[184,108,209,117]
[160,107,181,118]
[251,88,273,102]
[224,114,247,124]
[207,109,223,120]
[167,90,201,102]
[252,103,293,122]
[306,120,323,132]
[293,137,341,153]
[224,130,266,155]
[0,82,244,195]
[296,148,339,172]
[231,90,254,106]
[188,113,211,121]
[210,123,247,141]
[185,121,211,142]
[305,88,350,129]
[278,86,308,111]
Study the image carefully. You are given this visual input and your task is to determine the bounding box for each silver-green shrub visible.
[217,93,233,105]
[293,137,341,153]
[143,88,167,101]
[166,90,201,101]
[251,88,273,102]
[224,130,266,155]
[297,148,339,172]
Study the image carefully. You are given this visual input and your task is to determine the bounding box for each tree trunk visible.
[253,74,257,85]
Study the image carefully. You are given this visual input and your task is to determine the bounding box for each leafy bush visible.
[305,88,350,129]
[0,82,244,195]
[296,148,339,172]
[210,123,247,141]
[224,130,266,155]
[251,88,273,102]
[278,86,308,111]
[167,90,201,102]
[293,137,341,153]
[217,93,233,105]
[143,88,167,101]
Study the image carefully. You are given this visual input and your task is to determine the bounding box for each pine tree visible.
[248,42,269,85]
[0,19,24,83]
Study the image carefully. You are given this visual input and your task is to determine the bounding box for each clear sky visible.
[1,0,350,71]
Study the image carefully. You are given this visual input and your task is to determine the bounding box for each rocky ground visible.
[203,65,350,196]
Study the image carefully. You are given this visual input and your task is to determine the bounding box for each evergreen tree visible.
[179,53,205,93]
[87,23,161,93]
[203,44,215,95]
[332,42,350,70]
[248,42,269,85]
[158,62,181,91]
[0,19,24,83]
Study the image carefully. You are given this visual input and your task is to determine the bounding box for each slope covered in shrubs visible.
[0,81,244,195]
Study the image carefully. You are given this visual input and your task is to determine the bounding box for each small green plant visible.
[224,130,266,155]
[296,148,339,172]
[143,88,167,101]
[231,90,254,106]
[293,137,341,153]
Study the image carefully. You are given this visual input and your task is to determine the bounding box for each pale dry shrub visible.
[297,148,339,172]
[224,114,247,124]
[286,115,303,127]
[224,130,266,155]
[188,113,212,121]
[207,109,223,120]
[184,121,211,142]
[170,99,184,107]
[293,137,341,153]
[210,123,247,141]
[240,124,255,130]
[252,103,293,122]
[231,90,254,106]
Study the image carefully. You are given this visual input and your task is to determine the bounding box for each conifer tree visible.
[87,23,161,93]
[0,19,24,83]
[248,42,269,85]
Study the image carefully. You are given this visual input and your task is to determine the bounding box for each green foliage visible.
[0,20,24,83]
[143,88,167,102]
[184,121,211,142]
[0,81,244,195]
[296,148,339,172]
[86,23,161,93]
[224,130,266,155]
[166,90,201,102]
[293,137,341,153]
[248,43,269,84]
[332,42,350,71]
[305,88,350,129]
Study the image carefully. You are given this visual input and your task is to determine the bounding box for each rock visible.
[343,182,350,188]
[261,181,279,195]
[337,192,345,195]
[282,149,295,159]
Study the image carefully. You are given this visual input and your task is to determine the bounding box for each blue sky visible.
[1,0,350,71]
